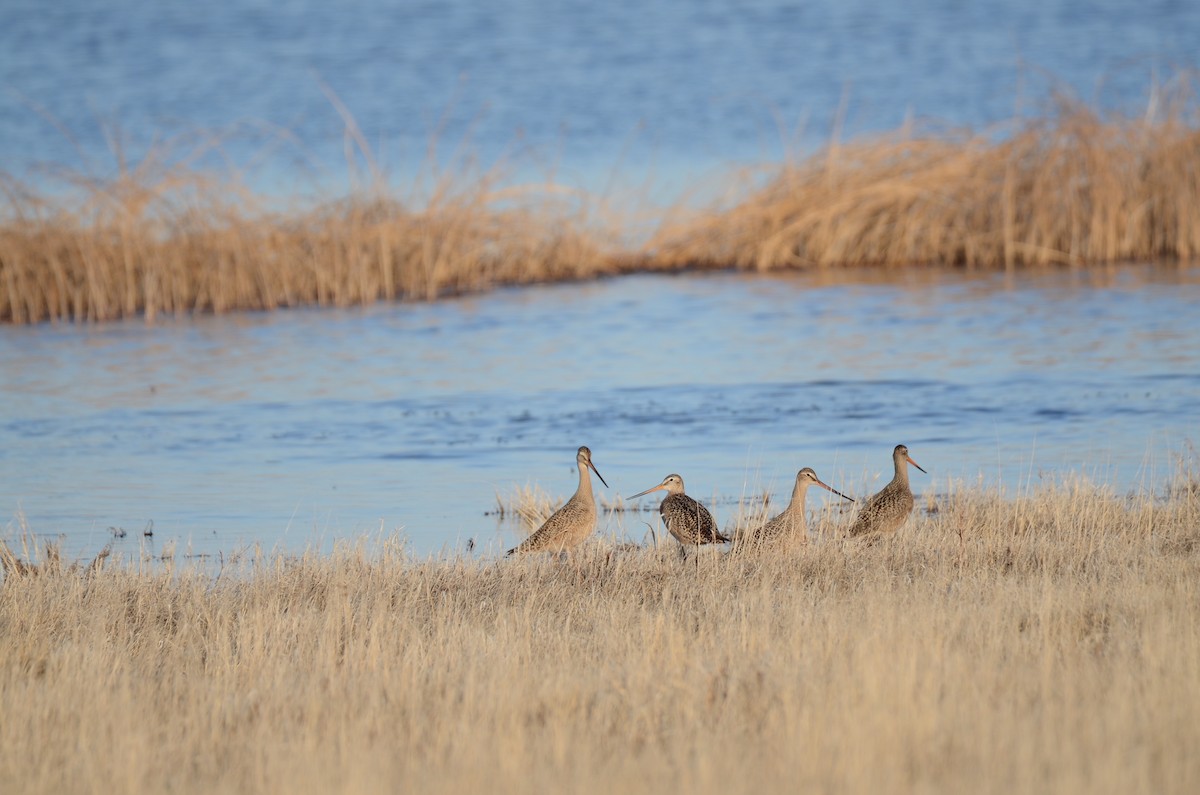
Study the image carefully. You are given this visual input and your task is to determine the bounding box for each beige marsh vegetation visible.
[2,476,1198,794]
[3,82,1199,324]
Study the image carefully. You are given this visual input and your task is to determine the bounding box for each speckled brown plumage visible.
[507,446,608,555]
[736,467,853,550]
[629,474,729,546]
[847,444,926,537]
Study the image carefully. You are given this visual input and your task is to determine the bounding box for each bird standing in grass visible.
[847,444,927,537]
[506,446,608,556]
[735,467,854,550]
[628,473,730,547]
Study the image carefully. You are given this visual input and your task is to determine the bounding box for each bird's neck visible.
[788,482,808,512]
[575,465,593,499]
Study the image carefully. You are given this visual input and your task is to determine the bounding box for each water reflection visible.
[1,266,1198,561]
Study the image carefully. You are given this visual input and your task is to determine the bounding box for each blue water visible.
[2,267,1198,560]
[2,0,1198,197]
[2,2,1200,562]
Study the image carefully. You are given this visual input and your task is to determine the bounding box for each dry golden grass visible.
[3,82,1200,324]
[0,153,628,324]
[2,478,1198,794]
[652,92,1200,270]
[489,482,561,530]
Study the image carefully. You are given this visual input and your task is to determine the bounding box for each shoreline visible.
[4,472,1195,574]
[3,96,1199,325]
[2,477,1198,793]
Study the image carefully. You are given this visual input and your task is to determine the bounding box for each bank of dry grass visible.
[2,87,1200,324]
[2,479,1198,794]
[652,95,1200,270]
[0,161,628,324]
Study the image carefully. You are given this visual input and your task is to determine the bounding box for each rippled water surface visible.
[3,0,1198,195]
[3,3,1199,562]
[2,267,1198,559]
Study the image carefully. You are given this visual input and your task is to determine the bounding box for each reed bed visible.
[2,478,1198,794]
[0,158,627,324]
[3,84,1200,324]
[652,94,1200,270]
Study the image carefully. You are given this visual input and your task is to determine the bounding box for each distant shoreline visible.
[3,94,1198,325]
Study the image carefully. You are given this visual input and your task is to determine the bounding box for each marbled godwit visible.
[736,468,854,550]
[506,446,609,556]
[627,474,730,547]
[847,444,927,537]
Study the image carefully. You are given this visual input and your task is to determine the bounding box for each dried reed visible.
[2,478,1198,794]
[2,84,1199,324]
[652,90,1200,270]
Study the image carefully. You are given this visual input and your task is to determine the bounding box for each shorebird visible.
[735,467,854,550]
[847,444,927,537]
[627,474,730,547]
[506,446,609,556]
